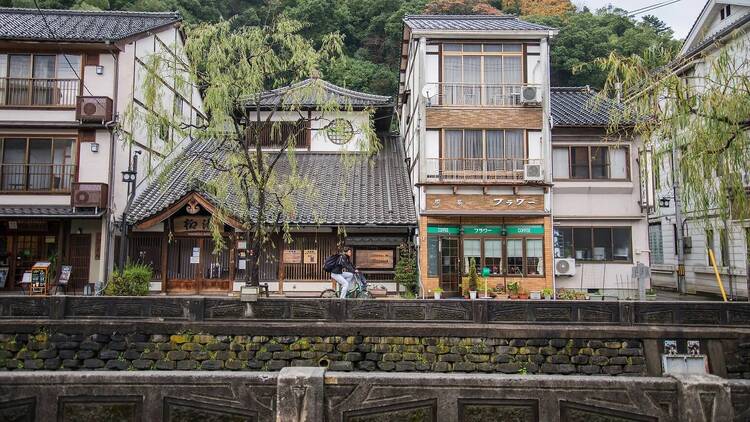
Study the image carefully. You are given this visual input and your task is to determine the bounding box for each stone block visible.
[278,336,299,344]
[603,365,623,375]
[176,360,198,370]
[61,359,79,369]
[141,351,163,361]
[105,360,128,370]
[357,361,376,371]
[170,334,190,344]
[206,342,228,351]
[510,339,526,347]
[328,361,353,371]
[624,364,646,373]
[274,351,300,360]
[609,357,629,365]
[579,365,601,375]
[595,348,619,357]
[578,348,594,355]
[155,360,175,370]
[629,357,646,365]
[619,348,643,356]
[550,339,568,348]
[181,342,202,352]
[225,359,243,370]
[382,353,402,362]
[265,344,284,352]
[466,354,490,363]
[587,340,604,348]
[439,354,462,363]
[267,360,288,371]
[132,359,153,370]
[109,341,127,351]
[518,346,538,355]
[201,360,224,370]
[156,343,173,351]
[604,341,622,349]
[90,334,110,343]
[58,350,76,360]
[16,350,35,360]
[79,340,101,351]
[99,350,119,360]
[591,355,610,366]
[76,350,94,360]
[558,364,576,374]
[193,335,215,344]
[190,351,210,361]
[377,361,395,371]
[540,346,558,356]
[427,345,451,354]
[453,362,476,372]
[214,351,235,361]
[345,352,363,362]
[312,344,334,353]
[494,354,511,364]
[44,358,61,370]
[134,342,155,352]
[150,334,169,343]
[476,363,495,372]
[365,353,381,361]
[24,359,44,370]
[396,361,416,371]
[167,350,188,361]
[291,359,316,368]
[432,362,451,372]
[496,346,518,355]
[56,341,79,350]
[122,350,141,360]
[547,355,570,364]
[541,363,559,374]
[527,339,548,347]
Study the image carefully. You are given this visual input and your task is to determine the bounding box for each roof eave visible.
[408,29,558,39]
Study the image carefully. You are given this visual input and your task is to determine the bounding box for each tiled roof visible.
[0,7,180,42]
[404,15,555,32]
[127,137,417,227]
[681,10,750,60]
[252,79,392,109]
[550,86,625,127]
[0,207,103,217]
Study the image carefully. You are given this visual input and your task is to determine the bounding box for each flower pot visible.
[434,292,441,300]
[530,291,541,300]
[496,294,509,300]
[518,293,529,300]
[646,294,657,301]
[469,291,477,300]
[544,294,552,300]
[509,294,519,299]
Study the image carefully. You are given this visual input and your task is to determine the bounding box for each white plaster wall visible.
[0,109,76,121]
[83,53,116,98]
[69,218,106,283]
[1,195,70,206]
[76,130,111,184]
[254,110,374,152]
[526,45,542,85]
[527,130,542,160]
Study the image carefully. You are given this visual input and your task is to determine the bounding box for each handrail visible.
[424,157,541,182]
[0,77,80,107]
[424,82,541,107]
[0,163,76,192]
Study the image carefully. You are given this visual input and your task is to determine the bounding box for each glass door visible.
[439,237,460,296]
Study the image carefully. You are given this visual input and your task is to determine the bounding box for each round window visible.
[325,119,354,145]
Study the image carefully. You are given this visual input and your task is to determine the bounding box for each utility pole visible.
[672,146,687,294]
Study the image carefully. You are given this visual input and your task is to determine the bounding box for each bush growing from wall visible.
[105,263,152,296]
[394,244,418,297]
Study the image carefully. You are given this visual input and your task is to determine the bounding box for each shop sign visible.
[426,194,544,212]
[283,249,302,264]
[174,216,211,233]
[462,225,501,235]
[427,226,460,235]
[303,250,318,264]
[357,250,395,269]
[506,225,544,235]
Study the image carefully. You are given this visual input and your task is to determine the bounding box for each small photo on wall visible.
[664,340,678,355]
[687,340,701,356]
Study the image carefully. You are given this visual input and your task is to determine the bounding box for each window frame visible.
[0,53,82,107]
[554,226,633,263]
[0,136,78,193]
[441,128,527,161]
[459,232,545,278]
[552,145,631,181]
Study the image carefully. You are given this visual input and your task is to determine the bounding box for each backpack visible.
[323,254,340,273]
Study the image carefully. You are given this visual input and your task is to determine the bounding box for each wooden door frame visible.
[166,235,232,294]
[439,236,461,297]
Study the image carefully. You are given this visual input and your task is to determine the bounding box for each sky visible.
[573,0,706,39]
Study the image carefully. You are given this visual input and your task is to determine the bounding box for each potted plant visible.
[467,258,479,299]
[574,291,588,300]
[518,288,530,300]
[507,281,520,299]
[494,285,509,300]
[645,288,657,301]
[529,290,541,300]
[542,287,554,300]
[433,287,443,300]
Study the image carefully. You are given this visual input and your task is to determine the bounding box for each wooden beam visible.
[136,192,244,230]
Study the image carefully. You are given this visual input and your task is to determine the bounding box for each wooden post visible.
[161,228,168,294]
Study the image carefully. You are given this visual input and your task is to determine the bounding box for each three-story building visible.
[0,8,203,293]
[399,15,557,297]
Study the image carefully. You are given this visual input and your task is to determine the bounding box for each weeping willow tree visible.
[122,18,379,286]
[594,34,750,222]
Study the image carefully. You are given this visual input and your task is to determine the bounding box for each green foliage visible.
[542,287,553,297]
[393,243,419,296]
[507,280,520,294]
[525,7,680,88]
[105,263,152,296]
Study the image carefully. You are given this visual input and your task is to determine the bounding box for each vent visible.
[71,183,108,209]
[555,258,576,276]
[523,163,543,181]
[521,86,541,104]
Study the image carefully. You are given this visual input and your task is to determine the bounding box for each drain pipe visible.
[102,45,119,288]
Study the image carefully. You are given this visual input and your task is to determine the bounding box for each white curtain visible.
[484,56,502,105]
[486,130,504,171]
[444,130,462,173]
[609,147,628,179]
[463,57,481,105]
[444,56,462,105]
[505,130,524,170]
[553,148,570,179]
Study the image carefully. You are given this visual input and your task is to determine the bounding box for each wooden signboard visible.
[303,250,318,264]
[173,216,211,234]
[283,249,302,264]
[357,250,394,269]
[425,194,544,212]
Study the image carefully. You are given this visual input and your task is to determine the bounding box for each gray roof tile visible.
[404,14,555,32]
[0,7,180,42]
[0,207,103,217]
[551,86,625,127]
[128,137,417,227]
[252,78,392,109]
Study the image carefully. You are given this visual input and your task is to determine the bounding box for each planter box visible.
[369,288,387,298]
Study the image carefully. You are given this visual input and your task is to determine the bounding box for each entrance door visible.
[166,237,231,294]
[439,238,460,296]
[69,234,91,293]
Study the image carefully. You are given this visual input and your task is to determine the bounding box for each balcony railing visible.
[0,78,80,107]
[424,158,541,182]
[424,83,540,107]
[0,164,76,192]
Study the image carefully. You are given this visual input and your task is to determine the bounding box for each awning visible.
[0,207,105,218]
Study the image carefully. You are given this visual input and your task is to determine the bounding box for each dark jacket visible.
[332,253,356,274]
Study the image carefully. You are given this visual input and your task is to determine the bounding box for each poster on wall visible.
[356,250,394,269]
[303,250,318,264]
[283,249,302,264]
[58,266,72,286]
[0,267,8,288]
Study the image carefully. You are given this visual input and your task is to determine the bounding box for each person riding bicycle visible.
[330,247,357,299]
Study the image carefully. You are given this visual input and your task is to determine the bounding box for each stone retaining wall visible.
[0,331,647,375]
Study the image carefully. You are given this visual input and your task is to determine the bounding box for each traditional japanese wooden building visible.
[125,80,417,295]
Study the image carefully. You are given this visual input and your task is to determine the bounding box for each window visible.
[427,236,439,277]
[484,239,502,275]
[506,239,524,275]
[556,226,632,262]
[526,239,544,275]
[442,43,523,106]
[0,137,75,192]
[649,223,664,264]
[0,53,81,106]
[719,228,729,268]
[443,129,525,171]
[463,239,481,274]
[720,4,731,20]
[553,145,630,180]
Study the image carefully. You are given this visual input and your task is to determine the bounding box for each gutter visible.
[103,44,119,284]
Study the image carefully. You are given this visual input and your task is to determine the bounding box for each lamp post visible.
[118,152,139,269]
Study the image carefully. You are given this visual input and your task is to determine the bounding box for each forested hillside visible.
[1,0,680,94]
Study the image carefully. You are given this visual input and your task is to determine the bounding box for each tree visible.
[526,8,680,88]
[595,36,750,222]
[424,0,502,15]
[125,17,378,286]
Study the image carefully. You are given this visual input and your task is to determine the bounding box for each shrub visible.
[394,243,418,296]
[467,258,478,292]
[105,263,152,296]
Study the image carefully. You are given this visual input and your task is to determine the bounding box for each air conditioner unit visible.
[521,86,542,104]
[523,163,544,181]
[555,258,576,276]
[76,96,113,123]
[71,183,108,209]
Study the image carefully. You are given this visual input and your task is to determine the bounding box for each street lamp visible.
[121,169,137,184]
[658,196,672,208]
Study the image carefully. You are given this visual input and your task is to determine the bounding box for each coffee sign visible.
[426,194,544,212]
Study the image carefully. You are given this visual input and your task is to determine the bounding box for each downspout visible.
[541,34,556,299]
[102,44,119,286]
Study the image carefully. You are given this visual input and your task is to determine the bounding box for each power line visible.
[627,0,682,17]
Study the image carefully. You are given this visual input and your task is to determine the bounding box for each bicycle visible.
[320,272,373,299]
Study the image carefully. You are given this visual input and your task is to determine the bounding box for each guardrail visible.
[424,83,541,107]
[424,158,541,182]
[2,296,749,326]
[0,163,76,192]
[0,77,79,107]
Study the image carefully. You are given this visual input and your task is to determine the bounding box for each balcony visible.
[424,158,542,183]
[0,164,76,193]
[424,83,541,107]
[0,78,80,107]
